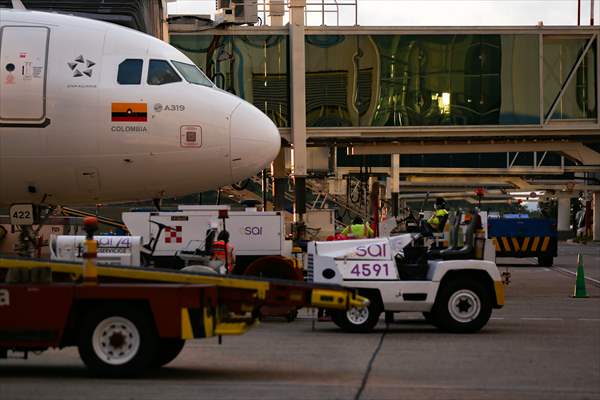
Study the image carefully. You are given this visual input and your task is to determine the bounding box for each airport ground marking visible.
[552,267,600,285]
[520,317,564,321]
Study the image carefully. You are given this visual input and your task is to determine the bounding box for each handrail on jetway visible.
[256,0,358,26]
[60,207,128,233]
[0,208,127,232]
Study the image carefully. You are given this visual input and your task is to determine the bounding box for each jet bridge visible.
[0,0,169,38]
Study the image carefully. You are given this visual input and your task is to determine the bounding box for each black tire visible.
[330,293,382,333]
[422,312,434,324]
[286,310,298,322]
[431,279,492,333]
[538,255,553,267]
[152,338,185,368]
[78,305,158,377]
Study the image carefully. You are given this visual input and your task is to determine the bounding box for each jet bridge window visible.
[147,59,182,85]
[117,59,143,85]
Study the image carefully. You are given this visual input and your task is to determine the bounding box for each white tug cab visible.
[307,211,505,333]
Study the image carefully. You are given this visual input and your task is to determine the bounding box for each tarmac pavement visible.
[0,243,599,400]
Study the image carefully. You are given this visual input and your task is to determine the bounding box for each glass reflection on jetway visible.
[305,34,542,127]
[544,36,597,121]
[170,32,597,128]
[171,34,290,127]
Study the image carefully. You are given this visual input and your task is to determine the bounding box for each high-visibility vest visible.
[212,240,234,272]
[427,209,448,231]
[341,224,374,239]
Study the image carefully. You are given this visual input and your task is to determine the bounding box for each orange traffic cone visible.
[573,254,589,298]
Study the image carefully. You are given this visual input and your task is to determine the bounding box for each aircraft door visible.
[0,26,49,123]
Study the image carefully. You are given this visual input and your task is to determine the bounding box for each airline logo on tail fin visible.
[111,103,147,122]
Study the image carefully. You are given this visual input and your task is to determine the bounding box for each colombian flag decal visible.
[111,102,147,122]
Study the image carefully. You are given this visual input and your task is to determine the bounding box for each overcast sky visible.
[168,0,600,26]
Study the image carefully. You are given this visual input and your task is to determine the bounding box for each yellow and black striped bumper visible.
[180,307,214,339]
[491,236,556,257]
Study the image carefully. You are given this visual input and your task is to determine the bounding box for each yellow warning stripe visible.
[182,308,215,339]
[181,308,194,339]
[0,257,269,299]
[0,257,369,311]
[541,236,550,252]
[530,237,540,252]
[203,308,214,337]
[492,237,500,252]
[494,281,505,306]
[495,236,552,253]
[521,237,530,252]
[511,238,521,252]
[501,237,511,252]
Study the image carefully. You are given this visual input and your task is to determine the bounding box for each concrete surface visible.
[0,244,599,400]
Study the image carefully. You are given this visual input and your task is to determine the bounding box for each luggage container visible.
[487,217,557,266]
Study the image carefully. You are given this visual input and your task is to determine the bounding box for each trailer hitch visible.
[501,270,511,285]
[310,289,369,309]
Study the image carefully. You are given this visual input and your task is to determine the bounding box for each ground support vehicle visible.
[51,235,143,267]
[122,206,293,274]
[49,207,303,320]
[487,217,557,266]
[51,206,305,319]
[43,207,300,279]
[0,256,367,375]
[307,216,504,333]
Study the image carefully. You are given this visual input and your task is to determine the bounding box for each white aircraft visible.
[0,8,280,206]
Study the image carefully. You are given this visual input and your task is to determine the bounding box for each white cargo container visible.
[50,235,142,267]
[121,206,292,271]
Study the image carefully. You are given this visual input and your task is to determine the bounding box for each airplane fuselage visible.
[0,9,280,206]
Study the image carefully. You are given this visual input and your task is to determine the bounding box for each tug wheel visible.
[243,256,303,281]
[431,279,492,333]
[78,305,157,376]
[330,292,381,333]
[152,338,185,368]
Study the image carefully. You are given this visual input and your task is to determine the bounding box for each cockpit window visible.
[171,61,213,87]
[117,59,143,85]
[147,59,182,85]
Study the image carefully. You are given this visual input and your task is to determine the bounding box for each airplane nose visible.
[230,102,281,182]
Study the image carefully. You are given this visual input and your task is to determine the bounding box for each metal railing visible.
[256,0,358,26]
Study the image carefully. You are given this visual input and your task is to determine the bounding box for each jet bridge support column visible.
[391,154,400,217]
[593,192,600,241]
[268,0,285,26]
[289,0,307,220]
[272,150,287,211]
[557,196,572,239]
[267,0,286,213]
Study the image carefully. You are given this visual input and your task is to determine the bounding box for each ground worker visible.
[212,230,235,273]
[576,207,586,239]
[341,216,374,239]
[426,197,449,233]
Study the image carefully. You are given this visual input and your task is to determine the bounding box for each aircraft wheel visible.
[331,293,381,333]
[432,279,492,333]
[78,305,158,376]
